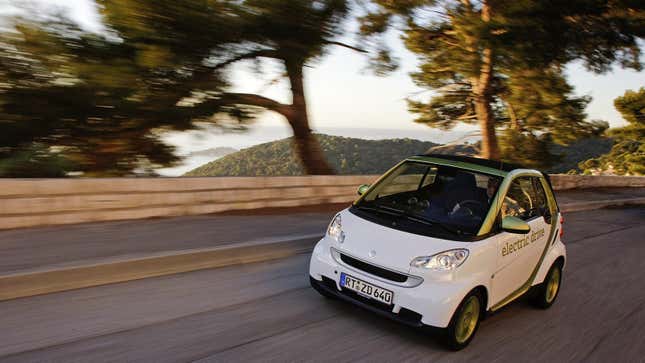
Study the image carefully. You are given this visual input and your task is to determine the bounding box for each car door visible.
[490,176,550,307]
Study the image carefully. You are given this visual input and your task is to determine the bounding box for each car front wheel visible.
[443,290,483,350]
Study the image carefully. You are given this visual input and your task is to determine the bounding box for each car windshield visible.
[354,161,502,238]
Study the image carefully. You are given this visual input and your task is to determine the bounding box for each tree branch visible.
[211,49,280,69]
[325,41,368,53]
[219,92,291,116]
[456,114,479,120]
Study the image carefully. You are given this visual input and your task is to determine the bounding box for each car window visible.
[502,177,539,221]
[356,161,502,238]
[374,163,430,199]
[533,178,547,212]
[532,177,552,223]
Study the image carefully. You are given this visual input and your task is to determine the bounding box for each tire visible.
[443,290,483,351]
[531,262,562,309]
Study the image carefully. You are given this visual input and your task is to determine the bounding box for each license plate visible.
[340,272,393,305]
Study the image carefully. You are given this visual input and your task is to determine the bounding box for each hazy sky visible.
[2,0,644,132]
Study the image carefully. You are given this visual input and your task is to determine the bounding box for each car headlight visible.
[327,214,345,243]
[410,249,469,271]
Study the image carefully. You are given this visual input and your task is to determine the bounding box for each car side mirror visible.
[357,184,370,195]
[501,216,531,234]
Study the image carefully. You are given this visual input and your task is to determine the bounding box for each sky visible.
[1,0,644,175]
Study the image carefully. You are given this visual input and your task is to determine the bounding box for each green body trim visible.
[489,174,559,311]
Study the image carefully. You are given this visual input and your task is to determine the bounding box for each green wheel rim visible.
[546,267,560,303]
[455,296,480,344]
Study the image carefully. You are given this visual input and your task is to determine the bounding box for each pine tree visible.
[1,0,359,176]
[360,0,645,162]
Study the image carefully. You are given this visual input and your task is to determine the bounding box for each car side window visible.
[502,177,538,221]
[532,177,552,223]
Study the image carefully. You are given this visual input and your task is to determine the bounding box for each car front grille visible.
[339,253,408,283]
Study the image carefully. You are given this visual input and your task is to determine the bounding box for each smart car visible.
[309,154,566,350]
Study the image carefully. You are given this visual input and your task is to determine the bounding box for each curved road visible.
[1,207,644,362]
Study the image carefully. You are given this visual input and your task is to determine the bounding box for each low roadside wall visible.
[0,174,643,230]
[548,175,645,190]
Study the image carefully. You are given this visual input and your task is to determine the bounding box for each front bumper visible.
[309,238,478,328]
[310,276,426,328]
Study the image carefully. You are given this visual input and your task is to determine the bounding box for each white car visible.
[309,154,566,350]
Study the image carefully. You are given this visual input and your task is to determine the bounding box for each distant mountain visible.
[187,146,237,158]
[184,134,440,176]
[184,133,614,176]
[549,137,614,173]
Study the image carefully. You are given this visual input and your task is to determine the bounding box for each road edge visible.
[0,235,320,302]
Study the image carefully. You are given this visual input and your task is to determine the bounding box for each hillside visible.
[184,134,614,176]
[184,134,439,176]
[188,146,237,158]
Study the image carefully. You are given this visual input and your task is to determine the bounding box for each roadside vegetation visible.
[578,88,645,175]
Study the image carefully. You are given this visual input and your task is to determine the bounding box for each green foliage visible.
[184,134,439,176]
[578,88,645,175]
[578,140,644,175]
[361,0,645,158]
[499,130,556,170]
[0,144,75,177]
[0,1,243,176]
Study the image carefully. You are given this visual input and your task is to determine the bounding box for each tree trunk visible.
[475,93,500,159]
[505,100,520,131]
[285,59,335,175]
[473,1,500,160]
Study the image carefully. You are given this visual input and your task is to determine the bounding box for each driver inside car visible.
[423,171,493,227]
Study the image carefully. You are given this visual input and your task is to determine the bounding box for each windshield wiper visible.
[377,204,405,214]
[357,204,470,237]
[403,213,469,236]
[355,204,403,217]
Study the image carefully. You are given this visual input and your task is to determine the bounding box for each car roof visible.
[406,153,540,178]
[421,154,525,172]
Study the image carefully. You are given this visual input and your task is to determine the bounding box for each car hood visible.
[335,209,464,274]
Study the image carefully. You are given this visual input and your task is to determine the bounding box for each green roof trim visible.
[406,155,509,177]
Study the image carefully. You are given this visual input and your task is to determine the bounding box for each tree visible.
[0,1,239,176]
[360,0,645,161]
[174,0,355,174]
[1,0,357,176]
[579,88,645,175]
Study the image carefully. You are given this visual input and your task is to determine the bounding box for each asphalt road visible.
[1,207,644,362]
[2,187,644,275]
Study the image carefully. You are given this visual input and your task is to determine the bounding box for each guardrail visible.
[0,175,643,230]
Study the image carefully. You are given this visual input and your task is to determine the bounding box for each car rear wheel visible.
[443,290,482,350]
[531,262,562,309]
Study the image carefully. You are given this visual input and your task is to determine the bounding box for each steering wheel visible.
[452,199,486,217]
